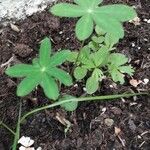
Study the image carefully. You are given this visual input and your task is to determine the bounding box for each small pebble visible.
[147,19,150,23]
[144,18,148,22]
[109,85,113,88]
[137,135,142,139]
[83,87,86,92]
[104,118,114,127]
[143,78,149,85]
[73,84,78,87]
[59,31,63,34]
[131,43,135,47]
[18,136,34,147]
[37,147,42,150]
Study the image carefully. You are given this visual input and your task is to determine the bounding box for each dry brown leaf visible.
[115,127,121,136]
[129,17,140,25]
[129,79,142,87]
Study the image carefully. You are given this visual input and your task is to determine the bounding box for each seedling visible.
[68,34,134,94]
[5,37,72,100]
[88,25,119,51]
[50,0,136,40]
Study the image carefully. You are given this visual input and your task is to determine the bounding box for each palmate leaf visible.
[50,1,137,40]
[5,64,39,77]
[108,53,134,84]
[17,73,41,96]
[39,37,51,66]
[40,74,59,100]
[47,67,72,86]
[75,15,94,41]
[5,37,72,100]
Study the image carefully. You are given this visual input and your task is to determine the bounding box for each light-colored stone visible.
[0,0,56,22]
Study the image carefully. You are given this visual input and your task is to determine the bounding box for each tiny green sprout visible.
[50,0,137,40]
[5,37,72,100]
[88,26,119,51]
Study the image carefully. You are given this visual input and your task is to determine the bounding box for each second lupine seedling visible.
[5,37,72,100]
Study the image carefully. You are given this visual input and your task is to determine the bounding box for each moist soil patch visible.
[0,0,150,149]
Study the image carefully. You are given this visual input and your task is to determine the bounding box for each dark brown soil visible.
[0,0,150,150]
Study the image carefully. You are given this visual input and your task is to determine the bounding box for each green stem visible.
[20,93,147,124]
[71,40,85,75]
[0,121,15,135]
[12,102,22,150]
[75,40,85,65]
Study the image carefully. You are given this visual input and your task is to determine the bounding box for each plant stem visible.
[75,40,85,65]
[0,121,15,135]
[71,40,85,75]
[20,92,148,124]
[12,102,22,150]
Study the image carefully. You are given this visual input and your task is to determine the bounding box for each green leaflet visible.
[104,33,119,48]
[67,51,78,62]
[75,15,94,41]
[109,53,128,66]
[47,67,72,86]
[60,95,78,111]
[108,53,134,84]
[86,76,99,94]
[17,73,41,97]
[49,50,70,66]
[39,37,51,66]
[110,68,125,84]
[41,74,59,100]
[5,64,39,77]
[90,46,109,67]
[92,35,105,44]
[95,4,137,22]
[50,3,86,17]
[74,66,87,80]
[93,13,124,39]
[119,65,134,76]
[95,25,106,35]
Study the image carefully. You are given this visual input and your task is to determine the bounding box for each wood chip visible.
[115,127,121,136]
[10,23,20,32]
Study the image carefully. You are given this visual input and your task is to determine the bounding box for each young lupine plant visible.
[5,37,72,100]
[68,38,134,94]
[50,0,137,41]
